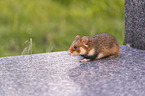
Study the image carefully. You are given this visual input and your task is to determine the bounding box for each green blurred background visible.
[0,0,124,57]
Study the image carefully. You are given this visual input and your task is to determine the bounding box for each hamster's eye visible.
[74,46,77,49]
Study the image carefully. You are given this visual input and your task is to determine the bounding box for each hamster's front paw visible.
[80,59,90,62]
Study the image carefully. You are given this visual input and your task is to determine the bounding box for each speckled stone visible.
[125,0,145,50]
[0,46,145,96]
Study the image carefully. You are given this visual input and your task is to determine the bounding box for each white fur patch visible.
[97,52,104,59]
[88,48,95,56]
[79,47,87,55]
[72,51,79,55]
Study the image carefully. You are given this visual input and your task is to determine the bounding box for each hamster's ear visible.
[81,36,88,47]
[75,35,80,39]
[72,35,80,44]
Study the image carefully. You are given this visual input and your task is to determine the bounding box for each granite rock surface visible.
[0,46,145,96]
[125,0,145,50]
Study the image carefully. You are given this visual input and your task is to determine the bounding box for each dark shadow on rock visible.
[68,57,120,96]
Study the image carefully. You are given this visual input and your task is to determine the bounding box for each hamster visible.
[68,33,119,62]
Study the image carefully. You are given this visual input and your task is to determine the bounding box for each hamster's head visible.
[68,35,89,55]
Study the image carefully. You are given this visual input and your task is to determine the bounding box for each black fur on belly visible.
[81,53,98,60]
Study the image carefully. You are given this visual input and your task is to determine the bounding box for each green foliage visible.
[0,0,124,57]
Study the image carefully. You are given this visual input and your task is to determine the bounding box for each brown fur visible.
[68,33,119,60]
